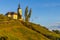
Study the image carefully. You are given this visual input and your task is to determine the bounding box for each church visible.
[5,4,23,21]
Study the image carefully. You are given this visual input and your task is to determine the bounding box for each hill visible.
[0,20,50,40]
[0,15,60,40]
[22,22,60,40]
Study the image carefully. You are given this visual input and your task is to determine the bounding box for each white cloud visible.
[48,22,60,30]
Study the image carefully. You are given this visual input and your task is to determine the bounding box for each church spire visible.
[17,3,22,20]
[18,3,20,9]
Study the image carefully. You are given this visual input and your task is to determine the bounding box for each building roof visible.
[6,12,17,15]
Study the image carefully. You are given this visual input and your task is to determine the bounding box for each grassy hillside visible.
[0,20,50,40]
[22,22,60,40]
[0,15,60,40]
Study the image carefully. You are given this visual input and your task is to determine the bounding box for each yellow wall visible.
[13,15,17,19]
[8,14,11,17]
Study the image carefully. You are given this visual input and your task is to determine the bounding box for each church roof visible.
[6,12,17,15]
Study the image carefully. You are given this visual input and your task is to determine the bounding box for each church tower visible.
[17,4,22,20]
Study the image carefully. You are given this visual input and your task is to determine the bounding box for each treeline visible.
[52,30,60,34]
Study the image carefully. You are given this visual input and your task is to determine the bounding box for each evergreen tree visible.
[28,8,32,21]
[25,6,28,22]
[25,6,32,22]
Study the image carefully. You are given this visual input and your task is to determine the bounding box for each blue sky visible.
[0,0,60,30]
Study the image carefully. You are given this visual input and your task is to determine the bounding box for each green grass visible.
[25,22,60,40]
[0,15,59,40]
[0,21,50,40]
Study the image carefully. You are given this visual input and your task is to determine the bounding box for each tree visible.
[28,8,32,21]
[25,6,32,22]
[25,6,28,22]
[52,30,60,34]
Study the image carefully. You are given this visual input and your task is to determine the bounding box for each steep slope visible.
[22,22,60,40]
[0,20,50,40]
